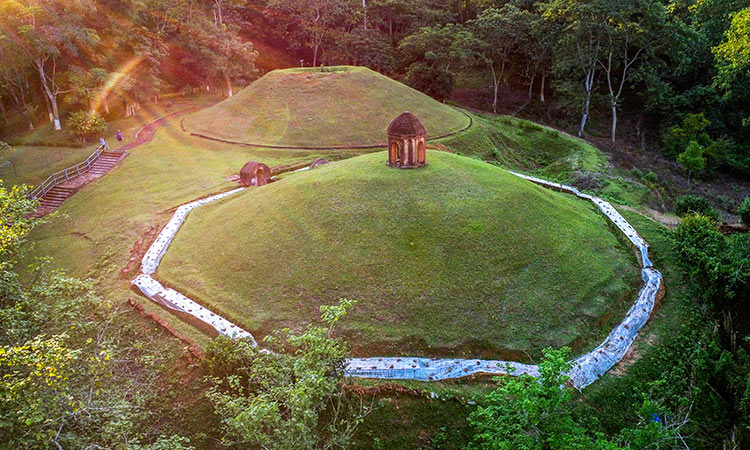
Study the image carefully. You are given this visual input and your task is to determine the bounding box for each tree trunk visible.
[527,74,535,99]
[42,87,53,122]
[363,0,367,30]
[50,96,61,130]
[540,73,545,103]
[610,102,617,144]
[313,44,319,67]
[578,70,594,138]
[225,76,233,97]
[0,100,7,125]
[103,95,110,114]
[36,61,61,130]
[490,64,499,114]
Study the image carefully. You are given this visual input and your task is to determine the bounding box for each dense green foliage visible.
[674,215,749,309]
[673,194,721,222]
[67,111,107,145]
[468,348,676,449]
[739,196,750,224]
[0,182,199,449]
[676,141,706,182]
[204,299,373,449]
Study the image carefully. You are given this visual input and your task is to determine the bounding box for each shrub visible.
[677,140,706,183]
[738,197,750,225]
[643,171,659,183]
[630,168,644,179]
[674,215,750,308]
[405,62,455,101]
[661,113,711,159]
[68,111,107,145]
[674,195,721,222]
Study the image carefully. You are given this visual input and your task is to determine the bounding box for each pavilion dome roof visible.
[387,112,426,137]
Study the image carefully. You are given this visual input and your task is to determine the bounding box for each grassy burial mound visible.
[159,151,640,359]
[182,66,470,147]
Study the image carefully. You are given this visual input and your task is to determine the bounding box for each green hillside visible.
[159,151,640,359]
[182,66,470,147]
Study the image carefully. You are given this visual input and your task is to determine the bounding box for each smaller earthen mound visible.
[310,158,329,169]
[239,161,271,187]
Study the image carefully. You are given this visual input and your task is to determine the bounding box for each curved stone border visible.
[180,109,473,150]
[131,167,662,390]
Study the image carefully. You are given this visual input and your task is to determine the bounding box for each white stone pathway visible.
[132,169,662,389]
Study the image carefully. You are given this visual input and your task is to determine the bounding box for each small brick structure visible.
[239,161,271,187]
[309,158,329,169]
[387,112,427,169]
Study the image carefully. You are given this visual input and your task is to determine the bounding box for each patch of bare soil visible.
[619,205,680,229]
[120,223,162,279]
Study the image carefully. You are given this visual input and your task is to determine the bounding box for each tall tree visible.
[399,23,476,99]
[469,4,533,113]
[598,0,665,144]
[545,0,609,137]
[12,0,100,130]
[270,0,360,67]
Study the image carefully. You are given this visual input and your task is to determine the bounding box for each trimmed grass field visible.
[0,145,97,187]
[23,120,349,345]
[437,112,654,207]
[438,113,607,178]
[182,66,470,147]
[159,151,640,359]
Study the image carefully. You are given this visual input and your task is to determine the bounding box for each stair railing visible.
[28,141,110,200]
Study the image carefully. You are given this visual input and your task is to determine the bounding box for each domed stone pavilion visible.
[239,161,271,187]
[387,112,427,169]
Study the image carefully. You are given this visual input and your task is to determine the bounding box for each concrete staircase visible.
[37,151,126,213]
[89,151,124,176]
[39,186,76,209]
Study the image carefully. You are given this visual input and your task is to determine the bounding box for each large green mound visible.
[159,151,640,359]
[182,66,470,147]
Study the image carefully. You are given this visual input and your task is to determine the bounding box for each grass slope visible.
[23,120,350,346]
[160,151,640,359]
[1,145,97,187]
[182,66,470,147]
[437,112,653,207]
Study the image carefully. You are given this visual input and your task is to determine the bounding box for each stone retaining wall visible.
[131,168,662,389]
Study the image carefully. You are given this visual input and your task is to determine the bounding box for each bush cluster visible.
[738,196,750,225]
[673,195,721,222]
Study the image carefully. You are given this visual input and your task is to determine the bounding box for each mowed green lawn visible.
[23,120,346,344]
[3,99,211,188]
[438,113,607,178]
[159,151,640,359]
[182,66,470,147]
[1,145,97,187]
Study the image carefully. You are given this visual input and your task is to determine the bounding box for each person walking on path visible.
[116,130,123,142]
